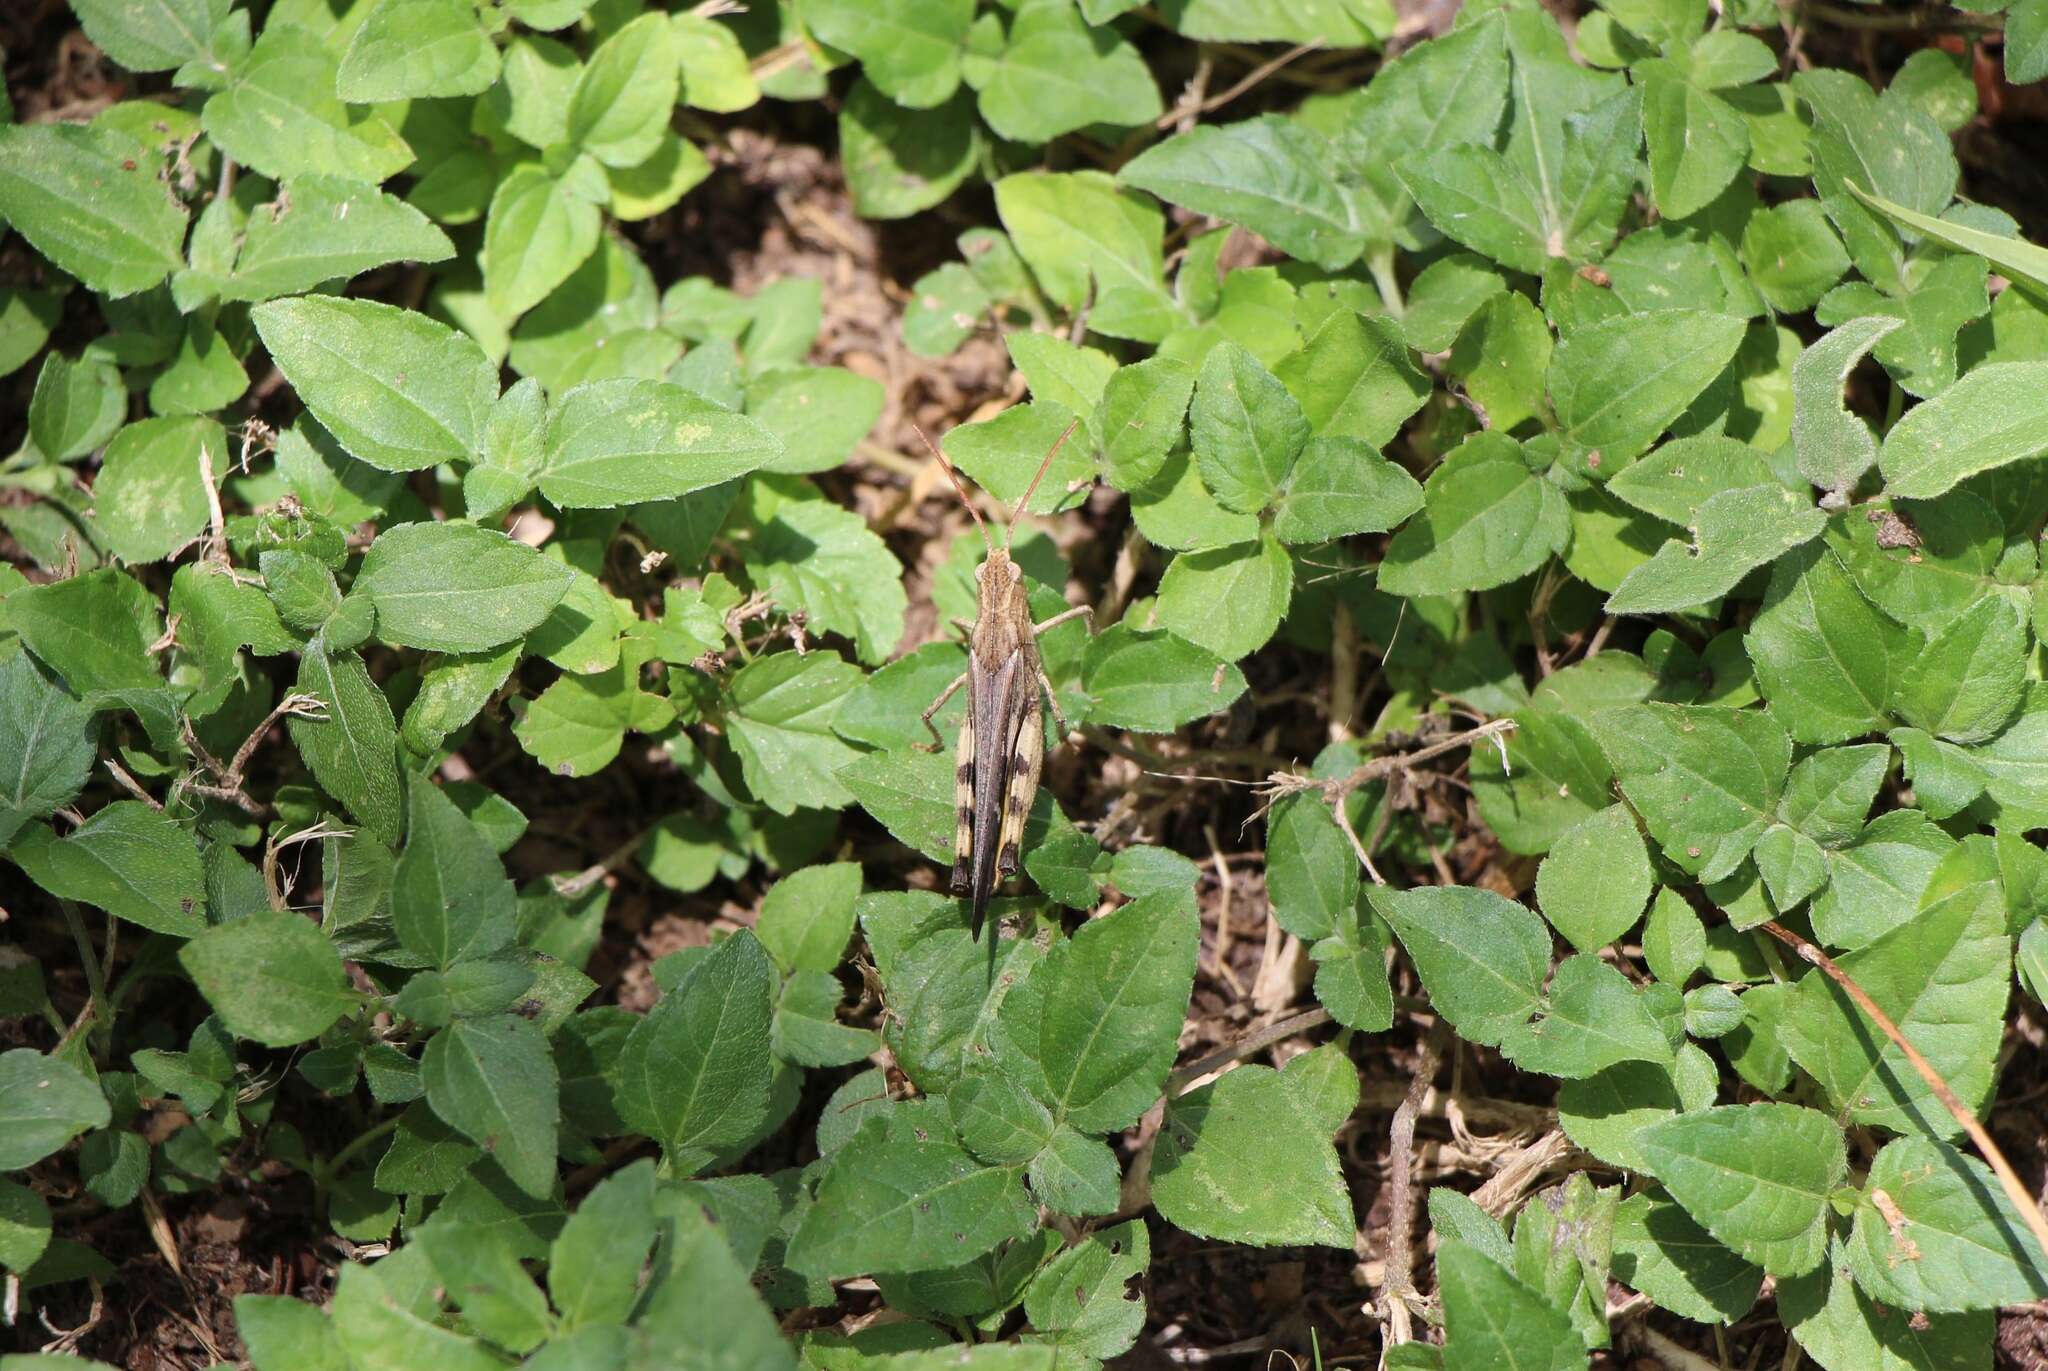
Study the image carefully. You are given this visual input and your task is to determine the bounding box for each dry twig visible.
[1758,920,2048,1262]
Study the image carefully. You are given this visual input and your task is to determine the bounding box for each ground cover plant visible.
[3,0,2048,1366]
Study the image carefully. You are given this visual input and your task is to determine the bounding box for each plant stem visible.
[317,1113,402,1188]
[1168,1007,1331,1094]
[1757,920,2048,1262]
[1368,247,1405,318]
[59,899,110,1051]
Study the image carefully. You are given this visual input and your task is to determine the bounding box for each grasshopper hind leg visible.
[950,709,975,896]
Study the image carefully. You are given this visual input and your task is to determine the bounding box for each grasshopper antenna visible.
[914,424,994,560]
[1007,418,1081,553]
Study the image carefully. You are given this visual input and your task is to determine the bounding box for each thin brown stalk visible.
[1167,1007,1331,1094]
[1382,1021,1448,1348]
[1758,920,2048,1262]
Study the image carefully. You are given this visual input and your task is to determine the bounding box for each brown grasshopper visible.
[914,420,1091,940]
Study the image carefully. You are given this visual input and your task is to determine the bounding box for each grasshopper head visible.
[975,547,1020,598]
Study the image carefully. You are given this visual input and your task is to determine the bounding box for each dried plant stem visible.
[1263,716,1516,806]
[1758,920,2048,1262]
[1167,1007,1331,1095]
[1381,1021,1448,1353]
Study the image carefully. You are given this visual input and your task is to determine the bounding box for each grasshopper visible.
[914,420,1091,940]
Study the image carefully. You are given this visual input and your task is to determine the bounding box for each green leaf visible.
[1079,625,1247,732]
[67,0,232,73]
[234,1296,348,1371]
[1450,291,1552,434]
[2011,0,2048,83]
[252,297,496,474]
[994,171,1175,344]
[10,569,162,694]
[1155,527,1293,661]
[1021,1219,1148,1360]
[1796,69,1957,294]
[1642,70,1748,221]
[1778,869,2007,1137]
[1880,361,2048,499]
[329,1259,506,1371]
[393,781,515,971]
[1742,200,1853,316]
[1378,433,1569,596]
[1094,355,1195,491]
[1028,1124,1119,1217]
[1605,484,1826,616]
[725,651,864,814]
[415,1223,551,1355]
[1817,254,1989,400]
[775,970,879,1067]
[743,496,908,665]
[1607,436,1778,527]
[785,1104,1038,1278]
[1791,316,1900,495]
[1637,1102,1844,1277]
[1811,809,1955,948]
[1436,1242,1588,1371]
[1611,1189,1763,1326]
[1550,310,1747,470]
[1892,595,2026,744]
[29,354,124,461]
[1396,143,1549,276]
[422,1014,559,1199]
[1780,1246,1993,1371]
[951,1070,1054,1166]
[1535,804,1651,952]
[0,1049,111,1169]
[1499,954,1673,1079]
[1371,885,1548,1048]
[1430,1190,1513,1271]
[1274,437,1424,546]
[0,653,95,848]
[549,1158,657,1330]
[630,1195,795,1371]
[674,13,760,112]
[179,911,354,1047]
[201,27,412,184]
[355,522,573,653]
[861,890,1047,1093]
[1265,794,1357,944]
[758,863,862,975]
[1847,179,2048,297]
[542,379,782,508]
[1120,116,1364,271]
[1153,1046,1357,1248]
[483,166,603,320]
[747,366,886,476]
[1158,0,1379,42]
[975,0,1162,143]
[89,416,222,566]
[992,886,1197,1133]
[1275,309,1430,452]
[290,641,404,847]
[1190,342,1309,514]
[612,931,775,1174]
[0,123,187,298]
[1592,703,1790,881]
[219,176,455,303]
[807,0,973,108]
[567,13,680,169]
[10,801,204,937]
[1846,1135,2048,1313]
[337,0,501,101]
[1746,542,1919,746]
